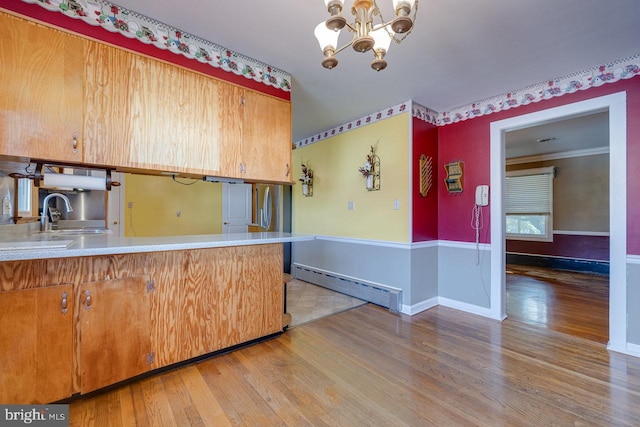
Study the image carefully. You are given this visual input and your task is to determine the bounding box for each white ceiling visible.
[504,111,609,159]
[110,0,639,145]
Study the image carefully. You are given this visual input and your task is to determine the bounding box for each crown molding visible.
[506,146,610,165]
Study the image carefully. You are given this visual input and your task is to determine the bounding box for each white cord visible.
[471,204,483,265]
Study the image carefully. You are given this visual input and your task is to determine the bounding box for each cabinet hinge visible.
[146,279,155,293]
[146,351,155,365]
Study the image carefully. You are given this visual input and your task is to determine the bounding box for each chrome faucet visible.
[41,193,73,232]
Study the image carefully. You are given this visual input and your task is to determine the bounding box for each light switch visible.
[347,201,355,211]
[394,199,400,210]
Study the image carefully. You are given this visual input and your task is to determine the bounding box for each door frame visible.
[489,92,627,353]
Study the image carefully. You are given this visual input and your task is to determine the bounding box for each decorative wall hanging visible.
[444,161,463,193]
[419,154,432,197]
[299,163,314,197]
[358,145,380,191]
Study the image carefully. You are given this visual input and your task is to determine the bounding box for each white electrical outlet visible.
[394,199,400,210]
[347,201,355,211]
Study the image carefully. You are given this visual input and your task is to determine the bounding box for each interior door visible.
[222,183,252,233]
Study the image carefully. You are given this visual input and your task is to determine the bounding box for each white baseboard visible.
[438,297,494,319]
[401,297,438,316]
[613,342,640,358]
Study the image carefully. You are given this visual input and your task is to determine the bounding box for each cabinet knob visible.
[285,163,290,177]
[72,133,78,154]
[61,291,68,315]
[84,290,92,311]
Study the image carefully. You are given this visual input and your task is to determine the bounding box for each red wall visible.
[1,2,289,101]
[412,117,438,241]
[506,235,609,261]
[438,77,640,254]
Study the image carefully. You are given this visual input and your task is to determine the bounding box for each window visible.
[505,167,555,241]
[17,178,32,216]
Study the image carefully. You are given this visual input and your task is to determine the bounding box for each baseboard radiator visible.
[291,263,402,312]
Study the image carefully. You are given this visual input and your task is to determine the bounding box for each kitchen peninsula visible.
[0,231,313,404]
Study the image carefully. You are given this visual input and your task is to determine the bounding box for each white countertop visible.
[0,232,314,262]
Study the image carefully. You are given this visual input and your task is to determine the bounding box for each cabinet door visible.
[0,12,85,162]
[0,284,73,404]
[213,244,283,349]
[242,91,292,182]
[84,42,242,176]
[79,276,152,393]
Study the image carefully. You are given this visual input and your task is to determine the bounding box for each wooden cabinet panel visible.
[0,243,283,400]
[0,284,73,404]
[214,245,283,348]
[79,276,152,393]
[238,244,284,340]
[84,42,242,176]
[0,12,85,162]
[242,91,292,182]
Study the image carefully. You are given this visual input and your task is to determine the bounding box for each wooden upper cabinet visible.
[0,12,85,162]
[0,284,73,404]
[242,90,292,183]
[84,41,242,176]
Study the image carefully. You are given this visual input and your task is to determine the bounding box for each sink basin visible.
[0,240,74,251]
[47,228,111,235]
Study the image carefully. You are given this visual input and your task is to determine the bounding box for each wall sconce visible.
[299,163,314,197]
[358,145,380,191]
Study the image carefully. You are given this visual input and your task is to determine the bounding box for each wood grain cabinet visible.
[241,90,293,183]
[0,12,292,182]
[0,284,73,404]
[78,275,154,393]
[0,12,85,163]
[83,41,243,177]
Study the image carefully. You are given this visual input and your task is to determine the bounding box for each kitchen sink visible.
[47,228,111,235]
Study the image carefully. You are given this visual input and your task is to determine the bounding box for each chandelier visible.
[314,0,418,71]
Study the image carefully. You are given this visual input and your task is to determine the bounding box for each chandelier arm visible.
[334,39,355,56]
[344,21,357,32]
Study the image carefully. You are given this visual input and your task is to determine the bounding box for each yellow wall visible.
[124,174,222,237]
[292,113,410,242]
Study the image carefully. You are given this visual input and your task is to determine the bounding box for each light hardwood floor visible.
[69,301,640,426]
[506,264,609,343]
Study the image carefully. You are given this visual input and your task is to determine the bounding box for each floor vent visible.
[291,264,401,312]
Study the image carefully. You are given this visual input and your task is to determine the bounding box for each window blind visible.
[505,168,554,215]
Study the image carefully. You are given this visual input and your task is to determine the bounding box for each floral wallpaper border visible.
[22,0,291,92]
[438,53,640,125]
[295,53,640,146]
[295,101,421,148]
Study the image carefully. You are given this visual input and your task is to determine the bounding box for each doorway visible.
[503,112,610,343]
[489,92,627,352]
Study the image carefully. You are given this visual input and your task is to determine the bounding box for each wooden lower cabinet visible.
[79,276,153,394]
[0,284,73,404]
[0,243,283,402]
[155,244,283,366]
